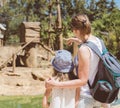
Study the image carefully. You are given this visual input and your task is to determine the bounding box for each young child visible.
[42,49,80,108]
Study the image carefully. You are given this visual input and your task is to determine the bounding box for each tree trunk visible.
[56,0,63,50]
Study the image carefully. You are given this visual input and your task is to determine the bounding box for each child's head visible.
[51,50,76,81]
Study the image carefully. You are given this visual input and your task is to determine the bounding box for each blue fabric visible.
[51,50,74,73]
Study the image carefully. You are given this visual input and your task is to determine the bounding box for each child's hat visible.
[51,50,74,73]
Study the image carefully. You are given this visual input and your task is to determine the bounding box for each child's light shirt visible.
[50,88,76,108]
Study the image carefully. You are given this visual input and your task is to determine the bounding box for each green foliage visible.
[92,8,120,59]
[0,0,120,60]
[7,35,20,44]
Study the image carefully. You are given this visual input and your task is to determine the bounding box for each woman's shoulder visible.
[78,45,90,60]
[87,35,99,41]
[78,44,90,53]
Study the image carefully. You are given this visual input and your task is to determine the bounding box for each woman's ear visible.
[73,29,80,35]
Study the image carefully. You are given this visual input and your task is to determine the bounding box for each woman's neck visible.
[80,34,91,42]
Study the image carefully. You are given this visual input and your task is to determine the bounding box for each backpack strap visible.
[85,41,102,58]
[99,39,108,55]
[85,39,108,59]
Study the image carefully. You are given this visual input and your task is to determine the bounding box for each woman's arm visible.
[45,45,90,89]
[77,45,90,83]
[75,87,80,108]
[64,37,82,46]
[101,103,110,108]
[42,88,52,108]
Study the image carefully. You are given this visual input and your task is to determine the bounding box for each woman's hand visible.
[64,37,82,46]
[45,78,58,89]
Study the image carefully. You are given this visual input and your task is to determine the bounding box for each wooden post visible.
[47,0,53,60]
[13,54,16,73]
[56,0,63,49]
[56,0,62,29]
[59,33,63,49]
[73,43,78,57]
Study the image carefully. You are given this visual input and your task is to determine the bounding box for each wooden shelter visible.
[19,22,41,43]
[0,23,6,46]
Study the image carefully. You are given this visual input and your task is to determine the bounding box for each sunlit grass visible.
[0,94,119,108]
[0,95,43,108]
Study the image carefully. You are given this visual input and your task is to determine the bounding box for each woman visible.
[46,14,110,108]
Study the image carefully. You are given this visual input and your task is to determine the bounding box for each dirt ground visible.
[0,45,54,96]
[0,61,52,96]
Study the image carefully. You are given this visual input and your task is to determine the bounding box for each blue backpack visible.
[84,39,120,103]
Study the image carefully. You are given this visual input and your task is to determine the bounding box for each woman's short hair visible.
[71,14,91,36]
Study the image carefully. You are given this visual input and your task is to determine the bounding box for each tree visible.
[0,0,120,60]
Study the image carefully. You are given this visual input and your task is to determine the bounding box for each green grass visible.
[0,95,43,108]
[0,95,119,108]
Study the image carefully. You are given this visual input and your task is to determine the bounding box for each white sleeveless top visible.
[78,37,102,97]
[50,88,76,108]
